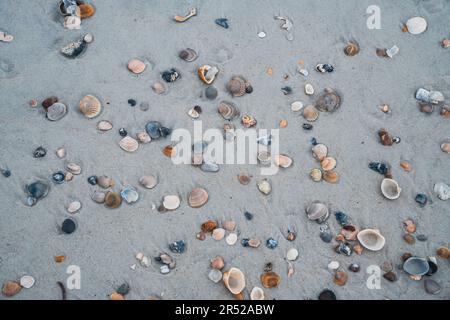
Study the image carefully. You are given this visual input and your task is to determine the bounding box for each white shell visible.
[139,175,157,189]
[162,195,180,210]
[434,182,450,201]
[250,287,265,300]
[298,68,309,76]
[381,178,402,200]
[406,17,427,35]
[291,101,304,112]
[67,201,82,213]
[208,269,223,283]
[257,31,266,38]
[20,275,35,289]
[56,148,66,159]
[97,120,113,131]
[67,163,82,175]
[257,179,272,195]
[305,83,314,95]
[212,228,226,241]
[286,248,299,261]
[119,136,139,152]
[226,233,238,245]
[328,261,340,271]
[357,229,386,251]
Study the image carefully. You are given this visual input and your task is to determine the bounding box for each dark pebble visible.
[117,283,130,296]
[244,211,253,220]
[415,194,428,207]
[128,99,137,107]
[241,238,250,247]
[349,263,360,272]
[1,168,11,178]
[334,211,349,226]
[318,289,336,300]
[320,231,333,243]
[311,137,318,146]
[368,162,389,175]
[87,175,97,185]
[33,146,47,158]
[281,86,292,95]
[52,171,65,184]
[161,69,180,83]
[205,86,218,100]
[383,271,397,282]
[119,128,128,137]
[215,18,229,29]
[160,127,172,138]
[61,218,77,234]
[416,234,428,242]
[169,240,185,254]
[302,123,313,130]
[265,238,278,249]
[245,85,253,94]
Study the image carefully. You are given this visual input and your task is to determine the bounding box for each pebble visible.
[33,146,47,158]
[415,194,428,207]
[169,240,186,254]
[212,228,225,241]
[266,238,278,249]
[87,175,97,185]
[328,261,340,271]
[244,211,253,220]
[160,265,170,274]
[128,99,137,107]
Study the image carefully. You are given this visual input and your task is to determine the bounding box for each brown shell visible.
[441,143,450,153]
[241,115,257,128]
[403,219,416,233]
[128,59,146,74]
[188,188,209,208]
[323,171,340,184]
[42,96,58,110]
[353,244,363,255]
[222,220,236,231]
[110,293,125,300]
[403,234,415,245]
[237,173,251,185]
[260,272,281,288]
[436,247,450,259]
[279,119,288,128]
[201,220,218,233]
[441,106,450,118]
[400,161,412,172]
[79,95,102,119]
[211,256,225,270]
[2,281,22,297]
[163,145,176,157]
[333,271,348,286]
[344,41,360,56]
[54,255,66,263]
[341,225,359,241]
[321,157,337,171]
[418,102,434,114]
[378,129,393,146]
[233,292,245,300]
[78,3,95,19]
[105,191,122,209]
[218,101,239,120]
[315,88,341,113]
[226,76,246,97]
[303,105,319,122]
[376,48,388,57]
[97,175,115,189]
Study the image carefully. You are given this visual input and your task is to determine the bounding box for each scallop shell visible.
[315,88,342,113]
[274,154,293,168]
[212,228,226,240]
[306,202,329,222]
[226,76,246,97]
[67,163,82,175]
[260,272,280,288]
[162,195,180,210]
[91,191,106,203]
[201,220,218,233]
[333,271,348,286]
[198,65,219,84]
[79,95,102,119]
[128,59,146,74]
[436,247,450,260]
[97,120,113,131]
[406,17,427,35]
[321,157,337,171]
[136,132,151,143]
[67,201,82,213]
[441,143,450,153]
[104,191,122,209]
[179,48,198,62]
[381,178,401,200]
[305,83,314,95]
[303,105,319,122]
[188,188,209,208]
[344,41,360,56]
[78,3,95,19]
[218,101,239,120]
[357,229,385,251]
[211,256,225,270]
[257,179,271,195]
[223,268,246,294]
[312,144,328,161]
[97,175,115,189]
[139,175,157,189]
[119,136,139,152]
[323,171,340,184]
[250,287,265,300]
[46,103,67,121]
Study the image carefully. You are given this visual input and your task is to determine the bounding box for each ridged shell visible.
[139,175,157,189]
[223,268,246,294]
[436,247,450,259]
[201,220,218,233]
[128,59,146,74]
[66,163,82,175]
[260,272,280,288]
[321,157,337,171]
[310,168,322,182]
[46,103,67,121]
[179,48,198,62]
[306,202,329,221]
[218,101,239,120]
[119,136,139,152]
[303,105,319,122]
[97,175,115,189]
[226,76,246,97]
[198,65,218,84]
[136,132,151,143]
[357,229,386,251]
[315,88,341,113]
[323,171,340,184]
[188,188,209,208]
[97,120,113,131]
[274,154,293,168]
[312,144,328,161]
[91,191,106,203]
[381,178,401,200]
[79,95,102,119]
[344,42,360,56]
[162,195,180,210]
[104,191,122,209]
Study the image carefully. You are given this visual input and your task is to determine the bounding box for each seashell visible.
[400,161,412,172]
[205,86,218,100]
[201,220,218,233]
[188,188,209,208]
[174,7,197,23]
[46,103,67,121]
[200,162,219,173]
[328,261,340,271]
[83,33,94,43]
[349,263,360,273]
[163,145,176,157]
[20,275,35,289]
[279,119,288,128]
[97,120,113,131]
[312,144,328,161]
[64,15,81,30]
[209,269,222,283]
[441,106,450,118]
[250,287,265,300]
[383,272,397,282]
[237,173,251,185]
[286,248,299,261]
[121,186,139,204]
[2,281,22,297]
[441,143,450,153]
[241,115,257,128]
[248,239,261,248]
[67,201,82,213]
[42,96,58,110]
[128,59,146,74]
[78,3,95,19]
[212,228,226,241]
[321,157,337,171]
[226,76,247,97]
[353,244,363,255]
[404,234,415,245]
[119,136,139,153]
[291,101,304,112]
[418,102,434,114]
[333,271,348,286]
[403,219,416,233]
[223,268,246,294]
[110,293,124,300]
[357,229,385,251]
[188,108,200,119]
[226,233,238,246]
[161,68,180,83]
[344,41,360,56]
[436,247,450,259]
[403,257,430,276]
[305,83,314,95]
[257,151,271,165]
[405,17,427,35]
[152,82,166,94]
[260,272,280,288]
[443,39,450,48]
[198,65,219,85]
[54,255,65,263]
[211,256,225,270]
[381,178,401,200]
[433,182,450,201]
[257,179,271,195]
[79,95,102,119]
[169,240,185,254]
[97,175,115,189]
[105,192,122,209]
[223,220,236,232]
[303,105,319,122]
[136,132,151,144]
[56,148,66,159]
[315,88,342,113]
[306,202,329,223]
[218,101,239,120]
[162,195,180,211]
[274,154,293,168]
[139,175,157,189]
[91,191,106,203]
[179,48,198,62]
[323,171,340,184]
[196,232,206,240]
[318,289,336,300]
[27,180,50,200]
[33,146,47,158]
[424,279,441,295]
[341,225,359,241]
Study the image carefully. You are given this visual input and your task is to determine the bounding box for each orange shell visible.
[436,247,450,259]
[54,255,66,263]
[260,272,280,288]
[2,281,22,297]
[201,220,218,233]
[333,271,348,286]
[110,292,125,300]
[78,4,95,19]
[400,161,412,172]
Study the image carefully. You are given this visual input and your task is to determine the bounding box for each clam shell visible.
[227,76,247,97]
[223,268,246,294]
[406,17,427,35]
[400,161,412,172]
[218,101,239,120]
[424,279,441,295]
[162,195,180,210]
[310,168,322,182]
[91,191,106,203]
[104,191,122,209]
[97,120,113,131]
[274,154,293,168]
[403,257,430,276]
[67,201,82,213]
[119,136,139,152]
[286,248,299,261]
[226,233,238,245]
[441,143,450,153]
[323,171,340,184]
[436,247,450,259]
[198,65,219,84]
[209,269,223,283]
[136,132,151,143]
[315,88,341,113]
[303,105,319,122]
[306,202,329,222]
[152,82,166,95]
[97,175,115,189]
[188,188,209,208]
[79,95,102,119]
[381,178,401,200]
[163,145,176,157]
[139,175,157,189]
[120,186,139,204]
[305,83,314,95]
[357,229,385,251]
[212,228,226,240]
[19,275,35,289]
[250,287,265,300]
[78,3,95,19]
[201,220,218,233]
[211,256,225,270]
[128,59,146,74]
[333,271,348,286]
[260,271,280,288]
[67,163,82,175]
[179,48,198,62]
[291,101,304,112]
[312,144,328,161]
[46,103,67,121]
[2,281,22,297]
[257,179,271,195]
[344,41,360,56]
[321,157,337,171]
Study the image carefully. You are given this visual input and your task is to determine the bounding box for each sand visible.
[0,0,449,300]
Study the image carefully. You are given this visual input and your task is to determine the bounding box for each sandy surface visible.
[0,0,449,300]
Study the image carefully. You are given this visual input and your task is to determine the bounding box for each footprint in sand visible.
[0,59,18,79]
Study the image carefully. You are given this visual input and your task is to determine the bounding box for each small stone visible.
[226,233,238,246]
[320,231,333,243]
[244,211,253,220]
[87,175,97,185]
[61,218,77,234]
[353,244,363,255]
[117,283,130,296]
[291,101,304,112]
[383,271,398,282]
[212,228,225,241]
[119,128,127,137]
[2,281,22,297]
[160,265,170,274]
[169,240,186,254]
[211,256,225,270]
[196,232,206,241]
[415,194,428,207]
[248,239,261,248]
[257,31,266,38]
[416,234,428,242]
[328,261,340,271]
[349,263,360,272]
[152,82,166,94]
[128,99,137,107]
[381,261,393,272]
[286,248,299,261]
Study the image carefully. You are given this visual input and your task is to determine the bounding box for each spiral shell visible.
[79,95,102,119]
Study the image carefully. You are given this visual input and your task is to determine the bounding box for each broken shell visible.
[310,168,322,182]
[315,88,342,113]
[19,276,35,289]
[400,161,412,172]
[78,3,95,19]
[303,105,319,122]
[198,65,219,85]
[286,248,299,261]
[162,145,176,157]
[209,269,222,283]
[91,191,106,203]
[2,281,22,297]
[201,220,218,233]
[321,157,337,171]
[188,108,200,119]
[441,143,450,153]
[404,234,415,245]
[436,247,450,259]
[174,7,197,23]
[257,151,271,165]
[260,272,280,288]
[179,48,198,62]
[42,96,58,110]
[119,136,139,152]
[250,287,265,300]
[56,148,66,159]
[212,228,226,241]
[312,144,328,162]
[110,293,125,300]
[274,154,293,168]
[223,268,246,295]
[403,257,430,276]
[139,175,157,189]
[434,182,450,201]
[67,201,82,213]
[97,120,113,131]
[226,76,247,97]
[46,103,68,121]
[237,173,251,185]
[136,132,151,144]
[79,95,102,119]
[121,186,139,204]
[97,175,115,189]
[128,59,146,74]
[242,115,257,128]
[152,82,166,95]
[305,83,314,95]
[404,219,416,233]
[218,101,239,120]
[306,202,329,222]
[188,188,209,208]
[211,256,225,270]
[248,239,261,248]
[333,271,348,286]
[257,179,271,195]
[162,195,180,211]
[357,229,386,251]
[67,163,82,175]
[226,233,238,246]
[279,119,288,128]
[405,17,427,35]
[64,15,81,30]
[291,101,304,112]
[323,171,340,184]
[105,191,122,209]
[441,106,450,118]
[344,41,360,56]
[381,178,402,200]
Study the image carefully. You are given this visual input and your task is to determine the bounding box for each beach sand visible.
[0,0,449,300]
